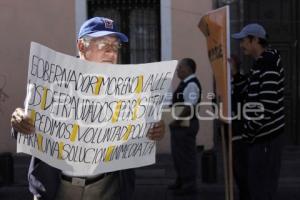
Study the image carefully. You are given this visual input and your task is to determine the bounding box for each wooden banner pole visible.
[228,123,234,200]
[221,123,229,200]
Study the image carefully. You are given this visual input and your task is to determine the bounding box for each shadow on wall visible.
[0,74,9,113]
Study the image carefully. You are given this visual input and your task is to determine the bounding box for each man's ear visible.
[77,40,86,54]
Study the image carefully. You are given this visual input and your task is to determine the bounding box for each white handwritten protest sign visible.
[17,42,177,176]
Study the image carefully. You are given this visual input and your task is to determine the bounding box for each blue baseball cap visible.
[232,23,266,39]
[78,17,128,42]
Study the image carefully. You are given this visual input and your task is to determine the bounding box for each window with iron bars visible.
[87,0,161,64]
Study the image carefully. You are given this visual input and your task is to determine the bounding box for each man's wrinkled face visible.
[83,35,120,64]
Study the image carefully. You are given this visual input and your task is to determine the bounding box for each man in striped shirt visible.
[231,23,285,200]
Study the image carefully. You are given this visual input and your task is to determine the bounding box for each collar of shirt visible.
[183,74,196,83]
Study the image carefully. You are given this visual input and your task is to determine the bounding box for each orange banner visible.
[198,6,231,123]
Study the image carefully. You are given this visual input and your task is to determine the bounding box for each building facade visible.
[1,0,299,154]
[0,0,214,153]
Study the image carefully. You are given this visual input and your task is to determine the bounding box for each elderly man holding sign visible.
[11,17,166,200]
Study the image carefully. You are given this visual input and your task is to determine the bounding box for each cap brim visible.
[87,31,128,42]
[231,32,247,39]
